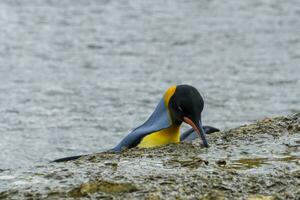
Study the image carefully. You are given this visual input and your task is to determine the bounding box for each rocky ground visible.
[1,113,300,199]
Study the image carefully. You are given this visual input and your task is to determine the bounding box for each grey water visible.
[0,0,299,169]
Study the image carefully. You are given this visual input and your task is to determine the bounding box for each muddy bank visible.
[1,113,300,199]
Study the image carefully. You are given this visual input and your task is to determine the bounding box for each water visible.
[0,0,299,169]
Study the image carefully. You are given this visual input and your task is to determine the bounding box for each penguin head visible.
[168,85,209,147]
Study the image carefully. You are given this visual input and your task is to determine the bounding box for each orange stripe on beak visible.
[183,117,199,133]
[183,117,209,147]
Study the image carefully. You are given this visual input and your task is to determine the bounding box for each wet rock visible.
[166,157,208,168]
[199,190,225,200]
[145,193,161,200]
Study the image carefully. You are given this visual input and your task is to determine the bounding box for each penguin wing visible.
[113,98,172,152]
[180,126,220,142]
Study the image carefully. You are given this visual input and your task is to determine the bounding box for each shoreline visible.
[1,113,299,199]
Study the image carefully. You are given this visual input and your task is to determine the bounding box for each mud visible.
[0,113,299,199]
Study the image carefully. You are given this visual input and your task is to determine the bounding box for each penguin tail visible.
[51,155,84,163]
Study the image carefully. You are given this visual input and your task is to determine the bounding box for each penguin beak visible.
[183,117,209,147]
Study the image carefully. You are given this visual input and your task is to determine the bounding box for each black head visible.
[168,85,208,147]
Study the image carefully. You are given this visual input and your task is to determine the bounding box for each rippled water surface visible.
[0,0,299,169]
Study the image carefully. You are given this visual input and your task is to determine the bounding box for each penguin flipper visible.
[180,125,220,142]
[203,126,220,134]
[113,98,172,152]
[111,131,146,152]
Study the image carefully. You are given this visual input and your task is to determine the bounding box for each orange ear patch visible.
[164,85,177,106]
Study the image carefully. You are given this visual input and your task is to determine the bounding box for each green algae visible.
[230,158,267,169]
[228,155,300,170]
[247,195,277,200]
[68,180,138,197]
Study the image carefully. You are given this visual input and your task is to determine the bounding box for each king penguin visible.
[112,84,218,151]
[53,85,219,162]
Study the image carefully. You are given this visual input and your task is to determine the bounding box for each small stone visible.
[199,190,225,200]
[145,193,161,200]
[216,160,226,166]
